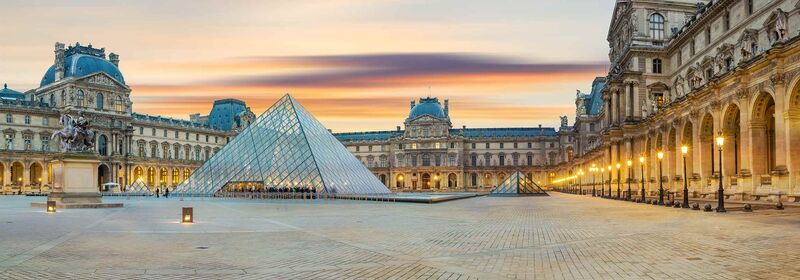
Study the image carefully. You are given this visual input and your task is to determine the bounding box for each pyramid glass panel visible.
[175,94,390,195]
[489,171,548,196]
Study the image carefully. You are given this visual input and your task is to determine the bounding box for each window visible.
[98,135,107,156]
[747,0,754,15]
[725,57,734,71]
[96,92,104,110]
[690,40,696,56]
[705,27,711,45]
[422,154,431,166]
[471,143,476,149]
[513,143,518,149]
[527,155,533,165]
[589,123,596,132]
[205,135,209,142]
[485,143,490,149]
[450,142,455,149]
[115,96,124,112]
[499,154,505,166]
[175,131,179,138]
[163,129,167,137]
[23,135,32,150]
[151,128,155,136]
[653,58,662,74]
[527,142,532,148]
[398,144,403,149]
[76,90,84,106]
[356,146,360,152]
[40,137,49,151]
[186,132,189,140]
[471,154,477,166]
[24,115,30,125]
[500,143,504,149]
[649,13,665,41]
[678,51,683,66]
[49,93,55,107]
[723,11,730,31]
[42,117,48,126]
[5,114,11,123]
[139,127,143,135]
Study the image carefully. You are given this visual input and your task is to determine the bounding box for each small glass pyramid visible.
[489,171,548,196]
[174,94,391,195]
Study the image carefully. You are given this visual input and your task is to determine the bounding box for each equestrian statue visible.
[51,112,96,152]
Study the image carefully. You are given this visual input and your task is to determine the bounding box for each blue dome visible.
[207,99,248,131]
[408,97,447,120]
[40,54,125,87]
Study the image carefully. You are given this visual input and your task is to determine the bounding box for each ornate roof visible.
[408,97,447,120]
[207,99,248,131]
[0,83,25,100]
[40,43,125,87]
[584,77,606,116]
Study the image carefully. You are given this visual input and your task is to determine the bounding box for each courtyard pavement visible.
[1,193,799,279]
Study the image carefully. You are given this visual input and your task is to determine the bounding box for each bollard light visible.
[47,201,56,213]
[182,207,193,223]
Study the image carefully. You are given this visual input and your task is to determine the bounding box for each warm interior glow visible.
[184,215,191,222]
[639,156,645,163]
[681,145,688,154]
[657,151,664,159]
[615,163,621,169]
[716,135,724,146]
[626,160,632,166]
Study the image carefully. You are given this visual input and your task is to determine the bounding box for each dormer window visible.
[649,13,665,41]
[652,58,662,74]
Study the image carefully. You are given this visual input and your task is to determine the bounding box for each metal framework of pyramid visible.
[489,171,548,196]
[124,178,153,195]
[174,94,391,195]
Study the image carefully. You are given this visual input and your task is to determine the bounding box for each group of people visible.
[154,187,170,198]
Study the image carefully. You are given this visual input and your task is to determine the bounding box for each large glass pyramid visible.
[489,171,548,196]
[174,94,391,195]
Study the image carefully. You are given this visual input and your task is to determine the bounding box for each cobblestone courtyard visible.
[1,193,799,279]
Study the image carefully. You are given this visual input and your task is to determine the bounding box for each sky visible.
[0,0,615,132]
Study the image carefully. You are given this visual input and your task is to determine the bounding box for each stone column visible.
[772,74,789,193]
[3,161,10,187]
[691,116,703,192]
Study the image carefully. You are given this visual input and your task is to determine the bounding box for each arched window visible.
[115,96,124,112]
[96,92,104,110]
[652,58,662,74]
[98,135,108,156]
[49,93,55,107]
[649,13,665,41]
[76,90,85,106]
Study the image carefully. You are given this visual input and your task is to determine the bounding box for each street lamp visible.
[639,155,646,203]
[681,145,690,208]
[607,165,612,198]
[626,160,632,201]
[657,151,664,205]
[716,133,726,213]
[590,164,597,197]
[578,169,584,195]
[615,163,621,199]
[600,167,605,197]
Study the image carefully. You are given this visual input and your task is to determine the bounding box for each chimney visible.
[410,100,416,110]
[109,52,119,67]
[54,42,65,81]
[396,126,401,131]
[444,99,449,117]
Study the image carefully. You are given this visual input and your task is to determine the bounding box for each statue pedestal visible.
[31,153,122,209]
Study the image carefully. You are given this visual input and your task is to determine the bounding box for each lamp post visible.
[600,167,605,197]
[607,165,612,198]
[639,155,646,202]
[657,151,664,205]
[681,145,690,208]
[626,160,632,201]
[716,133,726,213]
[578,169,583,195]
[615,163,621,199]
[589,163,597,197]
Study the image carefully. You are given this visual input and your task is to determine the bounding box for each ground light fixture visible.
[47,201,56,213]
[182,207,193,223]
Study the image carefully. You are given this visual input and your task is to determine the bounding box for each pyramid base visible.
[489,193,549,197]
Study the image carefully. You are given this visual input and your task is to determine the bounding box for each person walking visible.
[155,188,160,198]
[165,188,169,198]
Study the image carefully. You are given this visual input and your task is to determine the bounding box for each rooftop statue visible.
[52,112,96,152]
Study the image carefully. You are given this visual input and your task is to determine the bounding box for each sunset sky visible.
[0,0,614,132]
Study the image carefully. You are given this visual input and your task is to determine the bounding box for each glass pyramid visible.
[489,171,548,196]
[174,94,391,195]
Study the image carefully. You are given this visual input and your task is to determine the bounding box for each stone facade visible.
[556,0,800,202]
[0,42,254,194]
[334,97,574,192]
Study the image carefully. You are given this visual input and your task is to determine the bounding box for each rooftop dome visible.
[207,99,248,131]
[40,43,125,87]
[408,97,447,120]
